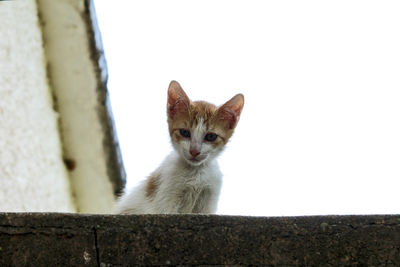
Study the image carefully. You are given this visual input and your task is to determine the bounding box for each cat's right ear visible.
[217,93,244,129]
[167,80,190,119]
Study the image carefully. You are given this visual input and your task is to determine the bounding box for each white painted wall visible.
[0,1,76,212]
[38,0,116,213]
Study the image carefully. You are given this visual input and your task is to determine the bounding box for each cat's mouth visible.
[188,157,200,163]
[187,156,207,165]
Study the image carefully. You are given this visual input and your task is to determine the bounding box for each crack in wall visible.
[93,227,101,267]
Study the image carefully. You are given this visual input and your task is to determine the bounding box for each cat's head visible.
[167,80,244,166]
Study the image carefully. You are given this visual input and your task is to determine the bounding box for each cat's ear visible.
[217,94,244,129]
[167,80,190,119]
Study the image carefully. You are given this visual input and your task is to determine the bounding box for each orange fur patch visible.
[146,172,161,199]
[167,81,244,146]
[168,100,238,145]
[189,101,218,126]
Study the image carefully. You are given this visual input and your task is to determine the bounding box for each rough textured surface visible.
[1,213,399,266]
[37,0,125,213]
[0,0,75,212]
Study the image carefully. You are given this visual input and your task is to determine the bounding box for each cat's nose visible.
[189,148,200,158]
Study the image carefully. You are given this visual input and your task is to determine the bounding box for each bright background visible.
[94,0,400,216]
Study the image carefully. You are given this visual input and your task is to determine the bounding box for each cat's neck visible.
[160,151,221,187]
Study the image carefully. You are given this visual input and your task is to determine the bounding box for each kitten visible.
[114,81,244,214]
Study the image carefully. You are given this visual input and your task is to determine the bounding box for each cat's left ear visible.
[217,94,244,129]
[167,80,190,119]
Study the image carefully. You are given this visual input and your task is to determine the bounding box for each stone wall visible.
[1,213,399,265]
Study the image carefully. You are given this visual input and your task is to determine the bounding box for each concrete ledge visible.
[1,213,399,266]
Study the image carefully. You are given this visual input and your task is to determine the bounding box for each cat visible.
[114,81,244,214]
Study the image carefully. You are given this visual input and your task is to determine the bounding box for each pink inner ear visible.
[167,81,190,119]
[219,108,237,129]
[218,94,244,129]
[168,99,187,119]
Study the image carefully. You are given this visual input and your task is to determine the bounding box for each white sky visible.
[94,0,400,216]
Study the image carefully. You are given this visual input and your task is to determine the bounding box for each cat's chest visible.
[176,164,219,187]
[171,168,218,213]
[160,154,222,197]
[160,164,221,198]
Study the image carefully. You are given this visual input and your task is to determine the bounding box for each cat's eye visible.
[179,129,191,138]
[204,132,218,142]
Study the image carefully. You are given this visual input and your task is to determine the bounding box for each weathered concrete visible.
[0,213,399,266]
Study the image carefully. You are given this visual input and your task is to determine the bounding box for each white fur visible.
[114,151,222,214]
[114,119,223,214]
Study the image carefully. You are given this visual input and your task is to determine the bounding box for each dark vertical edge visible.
[93,227,101,267]
[83,0,126,195]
